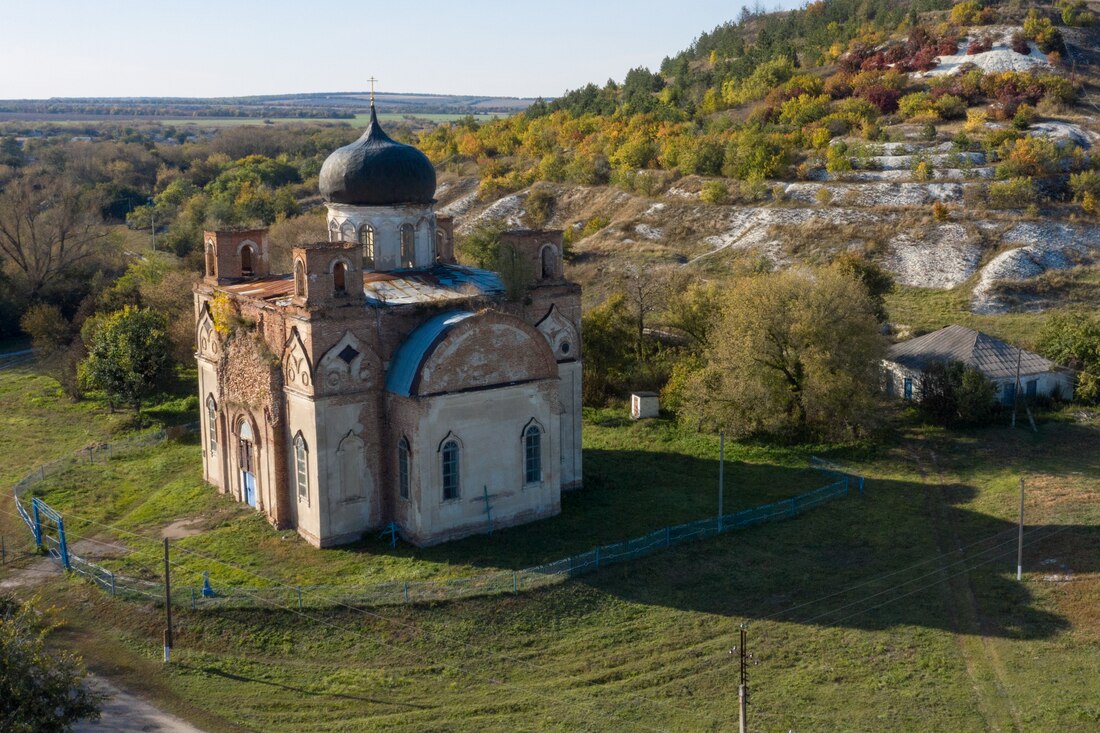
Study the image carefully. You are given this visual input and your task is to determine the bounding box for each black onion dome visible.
[319,106,436,206]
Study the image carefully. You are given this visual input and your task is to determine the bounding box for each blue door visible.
[242,468,256,507]
[903,378,913,400]
[239,427,257,508]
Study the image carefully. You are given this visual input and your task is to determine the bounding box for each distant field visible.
[0,112,501,128]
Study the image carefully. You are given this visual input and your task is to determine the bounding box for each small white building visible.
[630,392,659,420]
[883,325,1074,404]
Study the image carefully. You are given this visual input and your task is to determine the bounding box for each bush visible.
[524,188,556,228]
[950,1,983,25]
[1069,169,1100,215]
[919,361,998,427]
[778,93,832,127]
[967,36,993,55]
[857,85,901,114]
[933,94,968,120]
[826,142,853,174]
[700,180,730,204]
[987,177,1038,208]
[1011,33,1030,55]
[932,201,949,221]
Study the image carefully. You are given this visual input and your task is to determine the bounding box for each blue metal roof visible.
[385,311,475,396]
[362,264,504,306]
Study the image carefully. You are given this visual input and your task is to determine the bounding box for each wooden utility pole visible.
[1017,478,1025,581]
[718,432,725,532]
[738,624,748,733]
[163,538,173,663]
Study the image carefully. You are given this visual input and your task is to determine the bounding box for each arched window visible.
[328,219,339,243]
[240,245,254,276]
[524,424,541,484]
[435,230,445,261]
[293,260,305,297]
[400,223,415,268]
[206,396,218,455]
[398,437,410,500]
[441,440,459,500]
[541,246,556,280]
[340,222,355,242]
[333,261,347,294]
[205,243,215,277]
[294,434,309,500]
[358,225,375,268]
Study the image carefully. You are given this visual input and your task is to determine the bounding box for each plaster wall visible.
[392,381,561,545]
[326,203,437,270]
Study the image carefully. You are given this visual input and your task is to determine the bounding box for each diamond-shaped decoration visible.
[337,345,360,364]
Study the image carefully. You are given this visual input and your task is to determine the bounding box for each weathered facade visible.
[195,108,582,547]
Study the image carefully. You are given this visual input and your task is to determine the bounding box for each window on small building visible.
[359,225,375,268]
[400,224,415,268]
[293,260,305,297]
[333,261,347,294]
[240,245,255,276]
[1026,379,1037,398]
[206,396,218,455]
[524,424,541,484]
[903,377,913,400]
[398,437,410,500]
[294,434,309,501]
[442,440,459,500]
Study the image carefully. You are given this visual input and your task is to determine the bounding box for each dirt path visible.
[74,676,207,733]
[0,554,209,733]
[912,446,1024,733]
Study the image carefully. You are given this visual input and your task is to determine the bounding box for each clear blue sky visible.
[0,0,804,100]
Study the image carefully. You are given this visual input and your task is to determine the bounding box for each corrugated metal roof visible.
[886,325,1055,380]
[363,263,504,305]
[385,311,474,396]
[219,264,503,307]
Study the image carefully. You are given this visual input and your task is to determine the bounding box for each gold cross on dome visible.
[368,76,379,104]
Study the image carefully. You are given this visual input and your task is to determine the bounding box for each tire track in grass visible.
[910,445,1021,732]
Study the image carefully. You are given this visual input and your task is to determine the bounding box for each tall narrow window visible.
[435,230,445,261]
[206,396,218,455]
[400,224,415,268]
[333,261,347,294]
[328,219,339,243]
[442,440,459,500]
[398,437,410,500]
[359,225,375,268]
[240,245,254,276]
[293,260,305,297]
[205,243,215,277]
[541,246,556,280]
[524,424,541,484]
[294,434,309,500]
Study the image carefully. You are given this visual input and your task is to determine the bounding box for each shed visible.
[883,325,1074,404]
[630,392,660,420]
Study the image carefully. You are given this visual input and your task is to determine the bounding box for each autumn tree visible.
[1039,310,1100,402]
[0,174,108,299]
[0,594,102,732]
[683,268,886,440]
[619,263,673,358]
[81,306,173,411]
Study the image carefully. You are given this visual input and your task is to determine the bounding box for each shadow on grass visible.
[326,450,833,571]
[578,475,1084,640]
[176,663,431,709]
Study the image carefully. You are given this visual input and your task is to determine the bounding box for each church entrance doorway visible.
[239,421,257,508]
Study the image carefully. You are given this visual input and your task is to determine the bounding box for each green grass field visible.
[3,362,1100,732]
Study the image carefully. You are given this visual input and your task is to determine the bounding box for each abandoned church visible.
[193,105,582,547]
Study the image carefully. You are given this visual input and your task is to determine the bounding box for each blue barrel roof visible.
[384,311,474,397]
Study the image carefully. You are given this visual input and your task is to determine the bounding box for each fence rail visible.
[11,423,862,611]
